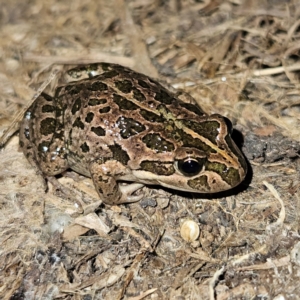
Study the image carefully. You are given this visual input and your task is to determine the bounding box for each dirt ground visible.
[1,0,300,299]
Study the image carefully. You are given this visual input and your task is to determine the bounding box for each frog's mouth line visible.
[129,170,232,193]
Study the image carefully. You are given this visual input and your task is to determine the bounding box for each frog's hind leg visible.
[19,93,69,176]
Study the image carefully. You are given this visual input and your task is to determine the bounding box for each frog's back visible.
[57,65,201,174]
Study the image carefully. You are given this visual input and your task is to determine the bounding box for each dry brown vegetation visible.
[1,0,300,299]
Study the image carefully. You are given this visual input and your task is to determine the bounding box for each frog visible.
[19,63,247,205]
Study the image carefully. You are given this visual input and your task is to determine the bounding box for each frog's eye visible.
[223,117,233,135]
[177,158,203,177]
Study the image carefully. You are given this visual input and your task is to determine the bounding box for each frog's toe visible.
[119,183,144,203]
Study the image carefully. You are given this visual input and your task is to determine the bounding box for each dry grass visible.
[1,0,300,299]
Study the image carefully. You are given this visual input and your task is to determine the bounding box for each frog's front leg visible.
[90,160,144,205]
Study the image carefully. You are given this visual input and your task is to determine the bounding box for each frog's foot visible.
[118,183,144,203]
[90,161,145,205]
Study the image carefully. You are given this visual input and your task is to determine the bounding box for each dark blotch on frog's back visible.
[154,89,174,105]
[40,118,56,136]
[85,112,94,123]
[41,104,56,113]
[88,98,107,106]
[139,109,164,123]
[114,79,134,94]
[99,107,111,113]
[113,94,139,110]
[71,98,82,115]
[116,117,146,139]
[133,88,146,101]
[42,93,53,102]
[62,84,84,95]
[86,81,108,92]
[137,79,150,89]
[80,142,90,153]
[102,69,119,79]
[91,126,106,136]
[72,117,85,129]
[109,143,130,165]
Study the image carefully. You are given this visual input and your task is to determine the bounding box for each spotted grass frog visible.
[19,63,247,205]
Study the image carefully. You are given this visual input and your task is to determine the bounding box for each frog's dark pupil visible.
[178,159,202,177]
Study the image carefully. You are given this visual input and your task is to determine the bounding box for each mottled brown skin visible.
[19,63,247,204]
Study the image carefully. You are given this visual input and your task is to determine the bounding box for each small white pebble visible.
[180,220,200,242]
[5,58,20,72]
